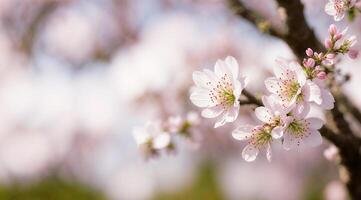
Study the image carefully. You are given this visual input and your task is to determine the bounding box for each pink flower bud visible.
[348,49,359,59]
[304,58,315,68]
[328,24,338,36]
[305,48,313,57]
[335,33,342,41]
[326,53,335,59]
[325,39,333,49]
[317,71,327,79]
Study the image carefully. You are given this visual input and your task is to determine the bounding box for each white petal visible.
[232,125,253,140]
[214,114,227,128]
[192,71,212,89]
[320,89,335,110]
[283,132,299,150]
[304,130,322,147]
[190,88,211,108]
[334,13,345,21]
[264,77,281,94]
[214,59,230,78]
[274,59,290,79]
[271,126,284,139]
[304,80,322,104]
[225,106,239,122]
[292,102,310,119]
[242,144,259,162]
[255,106,273,123]
[233,80,243,101]
[152,133,171,149]
[295,66,307,86]
[132,127,150,145]
[201,106,223,118]
[325,2,337,16]
[225,56,239,80]
[266,144,272,162]
[306,117,324,129]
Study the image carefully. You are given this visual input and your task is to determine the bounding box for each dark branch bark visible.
[242,90,262,106]
[274,0,324,59]
[331,100,354,135]
[227,0,284,39]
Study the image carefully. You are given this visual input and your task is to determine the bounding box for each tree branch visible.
[242,90,262,106]
[227,0,284,39]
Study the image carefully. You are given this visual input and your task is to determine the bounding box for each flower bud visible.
[303,58,315,68]
[305,48,313,57]
[328,24,338,36]
[326,53,335,59]
[325,39,333,49]
[348,49,359,59]
[317,71,327,79]
[335,33,342,41]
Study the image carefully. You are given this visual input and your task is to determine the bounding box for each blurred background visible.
[0,0,361,199]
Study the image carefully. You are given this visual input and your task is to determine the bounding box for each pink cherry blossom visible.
[325,0,353,21]
[133,121,171,150]
[190,56,246,128]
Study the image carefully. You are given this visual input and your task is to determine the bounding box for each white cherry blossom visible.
[132,121,171,150]
[232,125,277,162]
[283,110,324,150]
[255,95,292,139]
[325,0,355,21]
[265,59,307,108]
[190,56,246,128]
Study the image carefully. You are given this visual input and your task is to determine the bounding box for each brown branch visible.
[331,100,354,135]
[227,0,284,39]
[274,0,324,59]
[242,90,262,106]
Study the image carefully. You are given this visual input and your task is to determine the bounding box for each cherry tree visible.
[133,0,361,199]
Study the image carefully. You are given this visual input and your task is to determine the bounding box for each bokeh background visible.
[1,0,361,199]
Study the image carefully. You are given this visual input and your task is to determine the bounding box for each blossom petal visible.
[233,80,244,101]
[201,106,223,118]
[214,114,227,128]
[304,80,322,104]
[232,125,254,140]
[325,2,337,16]
[266,144,272,162]
[306,118,324,129]
[225,106,240,122]
[334,13,345,21]
[255,106,273,123]
[152,133,171,149]
[242,144,259,162]
[274,59,290,79]
[283,132,299,150]
[320,88,335,110]
[304,130,322,147]
[192,71,212,89]
[190,88,211,107]
[132,127,150,145]
[271,126,284,139]
[225,56,239,80]
[264,77,280,94]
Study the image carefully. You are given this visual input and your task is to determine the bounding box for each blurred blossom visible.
[324,180,348,200]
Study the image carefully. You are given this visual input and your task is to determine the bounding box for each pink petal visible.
[304,130,322,147]
[201,106,223,118]
[255,106,273,123]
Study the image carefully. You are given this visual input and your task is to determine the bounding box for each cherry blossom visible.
[190,56,246,128]
[325,0,355,21]
[232,125,275,162]
[283,111,324,150]
[133,121,171,156]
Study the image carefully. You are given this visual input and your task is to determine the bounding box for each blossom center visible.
[249,128,272,147]
[209,73,235,107]
[287,119,310,139]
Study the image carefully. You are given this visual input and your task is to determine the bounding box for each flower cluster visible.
[325,0,361,21]
[132,112,200,159]
[188,24,357,162]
